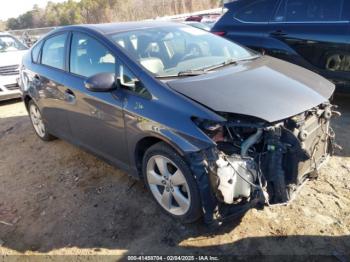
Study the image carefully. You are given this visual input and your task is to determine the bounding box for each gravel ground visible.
[0,96,349,260]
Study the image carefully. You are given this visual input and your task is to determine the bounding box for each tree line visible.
[2,0,222,30]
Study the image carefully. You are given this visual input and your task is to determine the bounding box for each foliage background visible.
[2,0,222,30]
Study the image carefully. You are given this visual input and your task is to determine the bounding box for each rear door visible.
[33,32,72,139]
[212,0,279,51]
[64,31,129,168]
[265,0,349,77]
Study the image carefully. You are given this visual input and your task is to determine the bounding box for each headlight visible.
[192,117,225,142]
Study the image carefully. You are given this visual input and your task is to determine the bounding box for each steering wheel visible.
[181,43,203,61]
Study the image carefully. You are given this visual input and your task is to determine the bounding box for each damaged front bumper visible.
[188,103,339,225]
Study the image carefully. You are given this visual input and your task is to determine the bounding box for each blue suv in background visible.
[212,0,350,92]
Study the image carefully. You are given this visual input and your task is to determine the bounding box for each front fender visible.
[124,106,219,176]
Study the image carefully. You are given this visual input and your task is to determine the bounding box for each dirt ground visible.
[0,96,349,260]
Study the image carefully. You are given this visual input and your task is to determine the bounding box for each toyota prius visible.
[20,22,336,225]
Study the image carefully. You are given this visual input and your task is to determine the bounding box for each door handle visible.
[270,30,288,36]
[65,88,75,96]
[64,88,76,103]
[34,74,41,80]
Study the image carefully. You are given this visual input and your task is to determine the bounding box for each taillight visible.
[212,31,226,36]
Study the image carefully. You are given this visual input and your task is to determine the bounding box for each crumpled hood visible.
[167,56,335,123]
[0,50,27,67]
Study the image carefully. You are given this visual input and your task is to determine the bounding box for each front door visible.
[64,32,129,168]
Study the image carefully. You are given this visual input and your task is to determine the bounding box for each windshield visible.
[109,26,256,77]
[0,35,27,53]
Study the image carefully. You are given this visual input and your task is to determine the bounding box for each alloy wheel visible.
[146,155,191,216]
[29,104,46,138]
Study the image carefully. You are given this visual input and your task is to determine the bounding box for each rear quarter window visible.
[234,0,277,22]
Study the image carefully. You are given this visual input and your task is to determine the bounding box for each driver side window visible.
[70,32,116,78]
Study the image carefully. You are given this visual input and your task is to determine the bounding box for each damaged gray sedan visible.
[20,22,337,225]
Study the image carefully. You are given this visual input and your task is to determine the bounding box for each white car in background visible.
[0,33,28,101]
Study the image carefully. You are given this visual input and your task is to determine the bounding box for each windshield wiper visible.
[157,55,261,78]
[204,55,261,72]
[237,55,261,62]
[177,69,208,76]
[204,58,238,72]
[170,60,236,77]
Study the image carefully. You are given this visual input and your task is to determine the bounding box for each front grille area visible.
[298,115,329,176]
[283,107,331,187]
[0,65,19,76]
[4,83,19,90]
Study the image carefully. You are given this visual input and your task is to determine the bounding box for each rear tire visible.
[142,142,202,223]
[28,100,55,141]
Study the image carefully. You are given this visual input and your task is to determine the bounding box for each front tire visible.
[28,100,55,141]
[142,142,202,223]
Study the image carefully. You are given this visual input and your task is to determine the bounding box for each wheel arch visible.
[23,95,32,111]
[133,135,186,177]
[131,123,215,177]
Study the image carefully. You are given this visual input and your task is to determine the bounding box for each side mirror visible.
[84,73,116,92]
[119,65,139,89]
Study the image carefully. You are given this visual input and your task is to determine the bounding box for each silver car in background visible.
[0,33,28,101]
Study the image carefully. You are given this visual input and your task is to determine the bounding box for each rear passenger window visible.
[70,32,116,78]
[31,41,42,63]
[235,0,276,22]
[274,0,344,22]
[41,33,67,70]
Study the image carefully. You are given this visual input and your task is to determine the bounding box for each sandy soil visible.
[0,96,349,260]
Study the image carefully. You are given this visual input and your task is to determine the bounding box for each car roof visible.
[61,21,181,35]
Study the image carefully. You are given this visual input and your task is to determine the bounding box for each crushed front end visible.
[190,103,339,225]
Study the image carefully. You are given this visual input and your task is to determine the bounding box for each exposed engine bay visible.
[193,103,339,224]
